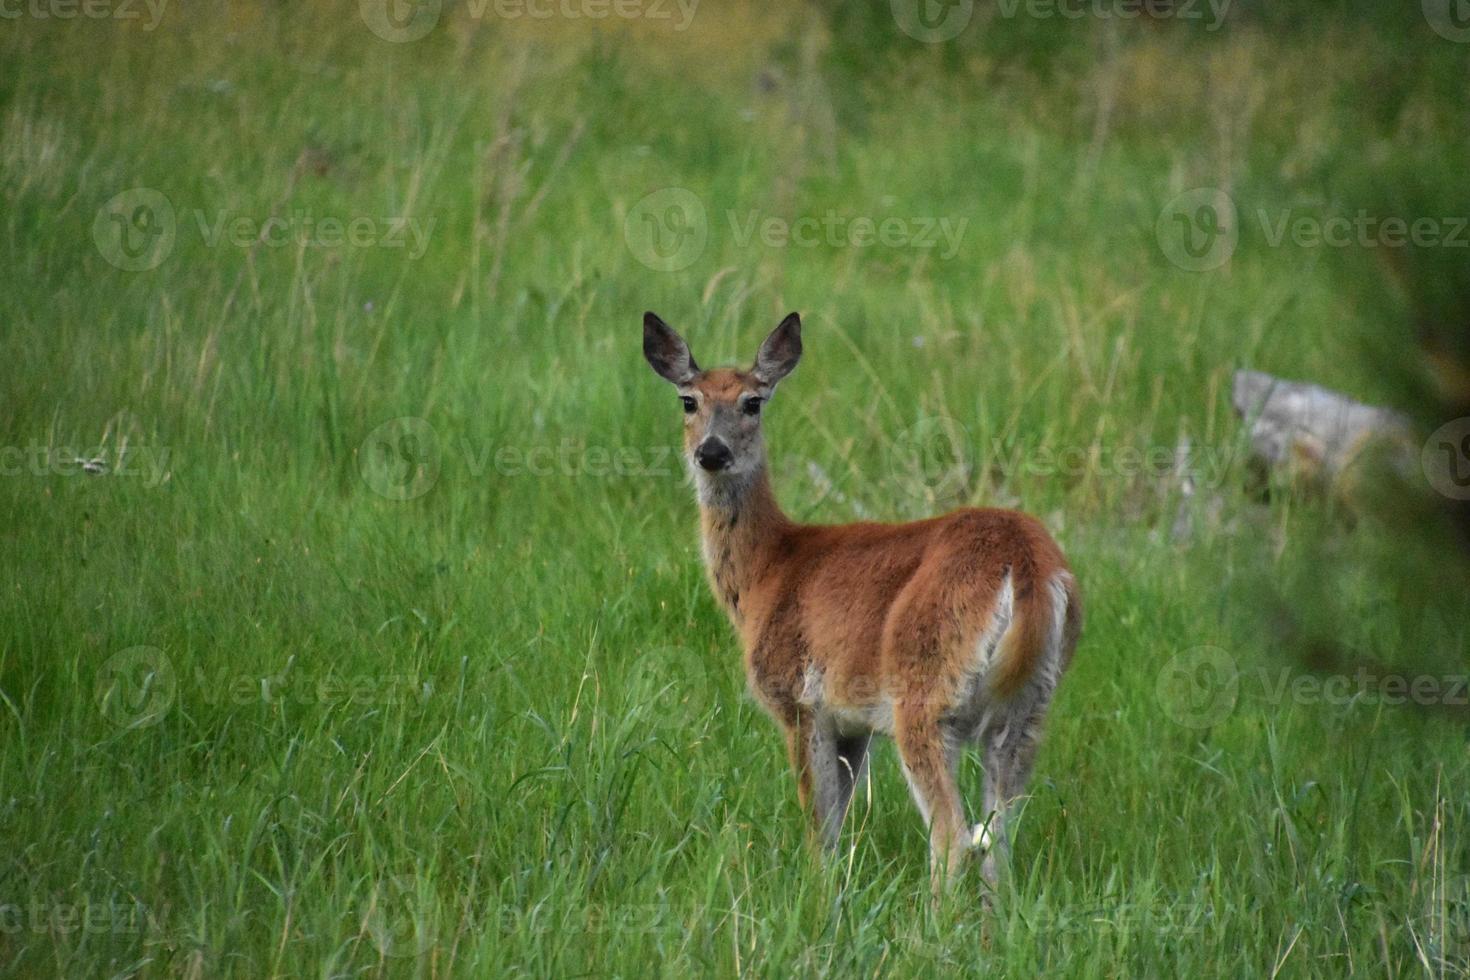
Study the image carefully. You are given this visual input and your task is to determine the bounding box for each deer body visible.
[645,311,1081,891]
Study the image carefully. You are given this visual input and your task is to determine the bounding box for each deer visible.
[643,310,1082,894]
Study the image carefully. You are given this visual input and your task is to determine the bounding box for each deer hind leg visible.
[978,574,1070,885]
[895,712,969,895]
[978,705,1046,887]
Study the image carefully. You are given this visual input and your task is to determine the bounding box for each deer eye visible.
[743,397,763,416]
[681,396,697,414]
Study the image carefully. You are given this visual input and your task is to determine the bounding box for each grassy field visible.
[3,3,1470,976]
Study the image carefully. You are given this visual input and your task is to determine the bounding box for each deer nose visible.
[695,439,733,472]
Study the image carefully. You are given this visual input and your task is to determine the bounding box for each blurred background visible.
[2,1,1469,975]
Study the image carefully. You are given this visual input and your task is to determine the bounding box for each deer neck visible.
[695,463,788,625]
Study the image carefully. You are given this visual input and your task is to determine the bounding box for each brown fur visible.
[698,473,1073,718]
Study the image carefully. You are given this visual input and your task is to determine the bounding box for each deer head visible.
[643,311,802,485]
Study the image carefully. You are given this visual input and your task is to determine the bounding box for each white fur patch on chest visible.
[798,664,824,707]
[830,701,895,737]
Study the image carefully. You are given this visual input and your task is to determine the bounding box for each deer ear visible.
[753,312,802,386]
[643,312,699,385]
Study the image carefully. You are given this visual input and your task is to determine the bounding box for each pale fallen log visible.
[1231,370,1412,487]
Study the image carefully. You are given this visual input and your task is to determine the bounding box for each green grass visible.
[2,4,1469,976]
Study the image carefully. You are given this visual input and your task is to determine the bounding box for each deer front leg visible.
[782,710,814,816]
[783,709,861,853]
